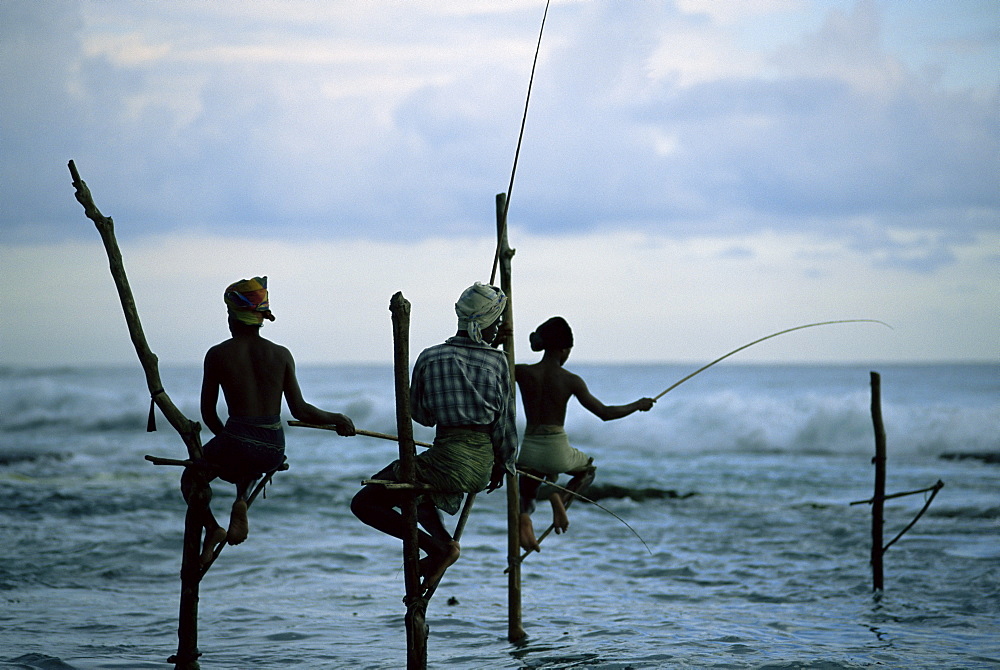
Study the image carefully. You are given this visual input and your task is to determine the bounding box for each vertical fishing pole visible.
[490,0,551,285]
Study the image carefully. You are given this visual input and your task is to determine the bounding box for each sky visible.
[2,0,998,366]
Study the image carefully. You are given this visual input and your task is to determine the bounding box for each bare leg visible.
[417,500,453,544]
[181,464,228,560]
[226,479,253,546]
[351,483,458,583]
[201,526,227,564]
[419,540,461,593]
[519,512,541,552]
[518,469,545,551]
[227,499,249,545]
[549,492,570,534]
[549,463,596,535]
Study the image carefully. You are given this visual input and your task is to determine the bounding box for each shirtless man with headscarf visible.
[515,316,655,552]
[351,282,517,593]
[183,276,356,564]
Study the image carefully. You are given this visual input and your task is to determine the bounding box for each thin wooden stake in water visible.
[870,371,886,591]
[859,372,944,592]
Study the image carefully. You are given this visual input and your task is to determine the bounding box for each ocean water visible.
[1,363,997,669]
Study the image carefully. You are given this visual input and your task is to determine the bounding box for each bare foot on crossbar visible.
[227,499,249,545]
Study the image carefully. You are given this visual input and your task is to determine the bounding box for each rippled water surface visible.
[1,364,997,669]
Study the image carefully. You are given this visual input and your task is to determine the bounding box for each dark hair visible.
[529,316,573,351]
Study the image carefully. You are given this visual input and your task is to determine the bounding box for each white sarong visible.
[516,425,591,476]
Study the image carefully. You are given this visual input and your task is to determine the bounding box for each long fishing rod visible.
[490,0,552,285]
[654,319,892,401]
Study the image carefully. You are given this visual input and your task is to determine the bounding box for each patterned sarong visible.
[381,428,494,515]
[204,415,285,484]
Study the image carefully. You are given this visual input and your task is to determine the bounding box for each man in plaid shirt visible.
[352,282,517,592]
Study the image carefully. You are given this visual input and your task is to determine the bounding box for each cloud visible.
[2,1,995,250]
[2,1,997,365]
[516,0,999,237]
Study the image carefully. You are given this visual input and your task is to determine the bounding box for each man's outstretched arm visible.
[282,355,356,436]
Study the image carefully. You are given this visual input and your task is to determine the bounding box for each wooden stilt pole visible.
[495,193,525,643]
[174,469,210,669]
[68,161,207,668]
[389,293,428,669]
[870,371,886,592]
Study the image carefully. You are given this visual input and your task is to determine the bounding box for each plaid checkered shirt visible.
[410,335,517,475]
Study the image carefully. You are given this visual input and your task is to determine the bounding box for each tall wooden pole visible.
[496,193,525,642]
[390,293,428,668]
[174,475,209,669]
[69,160,206,669]
[870,371,886,591]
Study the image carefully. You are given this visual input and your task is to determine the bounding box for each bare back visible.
[208,338,291,413]
[515,351,654,427]
[515,360,584,427]
[201,330,299,436]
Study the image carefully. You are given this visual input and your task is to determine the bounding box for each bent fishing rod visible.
[653,319,892,400]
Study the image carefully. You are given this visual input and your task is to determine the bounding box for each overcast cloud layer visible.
[2,1,998,365]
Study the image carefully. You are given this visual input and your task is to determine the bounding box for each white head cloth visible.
[455,282,507,344]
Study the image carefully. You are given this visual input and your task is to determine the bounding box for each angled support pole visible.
[68,160,206,669]
[68,160,201,455]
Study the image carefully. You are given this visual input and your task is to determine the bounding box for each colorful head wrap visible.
[455,282,507,344]
[224,276,275,326]
[529,316,573,352]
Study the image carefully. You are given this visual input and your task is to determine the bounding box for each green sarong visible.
[392,428,493,515]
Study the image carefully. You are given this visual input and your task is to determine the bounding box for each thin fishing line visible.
[518,469,653,556]
[491,0,552,284]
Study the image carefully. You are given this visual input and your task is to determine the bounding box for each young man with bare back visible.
[515,316,655,552]
[183,276,356,564]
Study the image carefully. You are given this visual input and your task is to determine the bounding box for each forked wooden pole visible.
[864,371,944,591]
[68,160,206,669]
